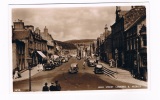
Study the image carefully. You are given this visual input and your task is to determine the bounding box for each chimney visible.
[13,19,24,30]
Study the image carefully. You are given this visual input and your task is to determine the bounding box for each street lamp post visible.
[115,49,118,74]
[26,57,32,91]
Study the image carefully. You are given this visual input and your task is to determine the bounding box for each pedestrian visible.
[40,63,43,71]
[42,82,49,91]
[55,80,61,91]
[83,61,86,69]
[49,82,56,91]
[13,69,19,79]
[109,59,113,67]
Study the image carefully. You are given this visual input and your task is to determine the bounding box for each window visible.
[130,39,132,50]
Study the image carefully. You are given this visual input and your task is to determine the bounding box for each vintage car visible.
[68,63,79,74]
[54,58,61,67]
[43,60,55,71]
[94,64,104,74]
[87,59,96,67]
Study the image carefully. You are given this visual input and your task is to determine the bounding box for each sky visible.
[12,6,131,41]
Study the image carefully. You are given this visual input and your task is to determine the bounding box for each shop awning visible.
[53,55,59,59]
[37,51,46,58]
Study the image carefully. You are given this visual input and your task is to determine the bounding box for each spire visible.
[116,6,121,22]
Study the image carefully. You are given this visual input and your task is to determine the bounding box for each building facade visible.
[40,26,55,59]
[110,6,126,67]
[123,6,147,80]
[12,20,47,72]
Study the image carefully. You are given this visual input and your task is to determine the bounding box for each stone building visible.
[123,6,147,80]
[32,27,47,65]
[110,6,128,67]
[40,26,55,59]
[12,20,47,71]
[110,6,147,80]
[101,25,111,63]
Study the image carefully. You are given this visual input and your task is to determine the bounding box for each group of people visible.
[37,63,43,71]
[13,67,21,79]
[42,80,61,91]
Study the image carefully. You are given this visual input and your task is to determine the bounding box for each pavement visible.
[13,60,148,87]
[99,61,148,87]
[13,66,42,82]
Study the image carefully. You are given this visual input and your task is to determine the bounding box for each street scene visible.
[12,5,147,92]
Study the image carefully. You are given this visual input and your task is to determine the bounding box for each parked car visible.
[87,59,96,67]
[54,58,61,67]
[68,63,79,74]
[94,64,104,74]
[43,60,55,71]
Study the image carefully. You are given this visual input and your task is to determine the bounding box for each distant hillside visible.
[54,40,77,50]
[64,39,96,44]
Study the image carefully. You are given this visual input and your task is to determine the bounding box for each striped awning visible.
[37,51,46,58]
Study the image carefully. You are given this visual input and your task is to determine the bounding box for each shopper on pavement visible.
[109,59,113,67]
[83,61,86,69]
[13,70,19,79]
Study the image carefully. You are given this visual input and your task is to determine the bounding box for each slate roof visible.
[40,32,54,46]
[123,6,146,31]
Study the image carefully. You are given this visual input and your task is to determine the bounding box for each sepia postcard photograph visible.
[10,3,148,92]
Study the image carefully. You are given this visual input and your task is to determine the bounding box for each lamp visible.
[26,57,32,91]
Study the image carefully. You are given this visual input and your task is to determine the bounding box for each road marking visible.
[103,67,116,79]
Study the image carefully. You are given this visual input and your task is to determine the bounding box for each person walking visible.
[40,63,43,71]
[83,61,86,69]
[109,59,113,68]
[49,82,56,91]
[42,82,49,91]
[13,70,18,79]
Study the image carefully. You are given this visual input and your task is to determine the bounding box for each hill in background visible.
[54,40,77,50]
[64,39,96,44]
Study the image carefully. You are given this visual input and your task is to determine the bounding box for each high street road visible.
[13,57,146,92]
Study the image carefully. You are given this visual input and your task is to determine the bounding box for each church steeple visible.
[115,6,121,22]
